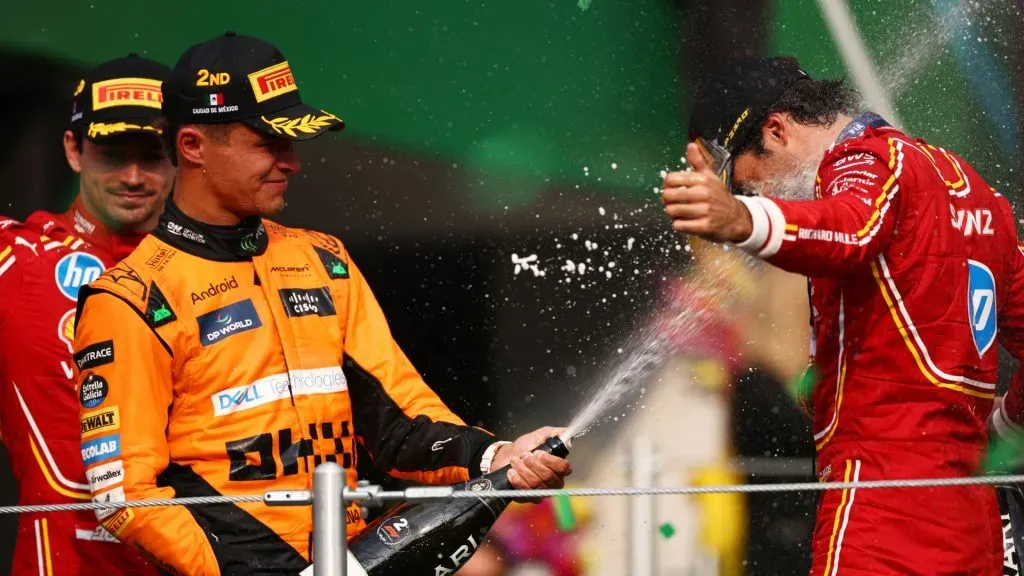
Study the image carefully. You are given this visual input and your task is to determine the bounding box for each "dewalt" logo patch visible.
[248,61,297,103]
[81,407,120,438]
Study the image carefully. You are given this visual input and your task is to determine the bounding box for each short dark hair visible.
[739,78,860,156]
[157,119,233,166]
[156,117,180,166]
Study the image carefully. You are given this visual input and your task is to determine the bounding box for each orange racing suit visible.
[72,199,499,575]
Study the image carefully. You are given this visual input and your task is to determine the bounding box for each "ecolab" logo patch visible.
[211,367,348,417]
[81,434,120,466]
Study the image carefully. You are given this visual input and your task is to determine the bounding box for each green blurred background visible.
[3,0,1017,201]
[0,1,1020,574]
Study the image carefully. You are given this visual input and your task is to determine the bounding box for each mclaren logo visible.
[248,61,297,103]
[92,77,162,111]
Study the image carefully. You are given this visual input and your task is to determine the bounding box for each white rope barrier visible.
[442,473,1024,500]
[0,494,265,515]
[3,473,1024,515]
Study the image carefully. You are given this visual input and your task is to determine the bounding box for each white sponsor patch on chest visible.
[211,367,347,416]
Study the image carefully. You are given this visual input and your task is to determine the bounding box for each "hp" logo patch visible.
[55,252,105,301]
[967,259,997,357]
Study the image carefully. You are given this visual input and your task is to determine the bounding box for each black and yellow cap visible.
[162,32,344,140]
[70,54,171,141]
[687,56,809,194]
[688,56,810,155]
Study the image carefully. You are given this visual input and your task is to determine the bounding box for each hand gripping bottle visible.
[309,436,570,575]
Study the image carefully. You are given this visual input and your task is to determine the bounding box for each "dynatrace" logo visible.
[196,299,263,347]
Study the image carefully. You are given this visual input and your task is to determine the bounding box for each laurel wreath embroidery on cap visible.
[260,111,339,137]
[87,122,162,138]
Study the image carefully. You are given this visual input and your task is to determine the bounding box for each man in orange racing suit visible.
[0,54,172,575]
[72,32,572,576]
[661,57,1023,574]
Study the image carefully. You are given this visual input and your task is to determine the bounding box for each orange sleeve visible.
[74,290,220,576]
[337,251,497,484]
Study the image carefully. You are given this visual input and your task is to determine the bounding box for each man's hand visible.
[985,396,1024,474]
[662,142,753,243]
[490,426,572,498]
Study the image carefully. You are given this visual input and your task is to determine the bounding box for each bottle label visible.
[434,534,479,575]
[299,551,368,576]
[464,478,493,492]
[376,516,412,546]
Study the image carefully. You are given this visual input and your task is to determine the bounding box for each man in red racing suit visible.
[0,54,173,575]
[662,57,1024,574]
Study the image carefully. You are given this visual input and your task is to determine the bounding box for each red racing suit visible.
[735,120,1023,575]
[0,198,158,575]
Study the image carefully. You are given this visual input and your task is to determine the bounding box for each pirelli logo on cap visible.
[248,61,297,103]
[92,77,163,111]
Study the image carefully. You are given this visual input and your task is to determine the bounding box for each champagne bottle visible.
[997,484,1024,572]
[338,436,569,575]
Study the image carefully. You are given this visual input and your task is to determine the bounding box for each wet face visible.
[65,132,174,233]
[200,124,299,218]
[730,114,825,201]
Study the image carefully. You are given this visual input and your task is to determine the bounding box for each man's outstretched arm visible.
[989,240,1024,444]
[664,141,900,278]
[337,245,569,488]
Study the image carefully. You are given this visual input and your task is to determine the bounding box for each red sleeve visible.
[0,220,35,331]
[991,239,1024,439]
[734,143,902,277]
[0,237,22,331]
[0,234,19,438]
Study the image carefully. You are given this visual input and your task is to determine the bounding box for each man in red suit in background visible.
[0,53,173,575]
